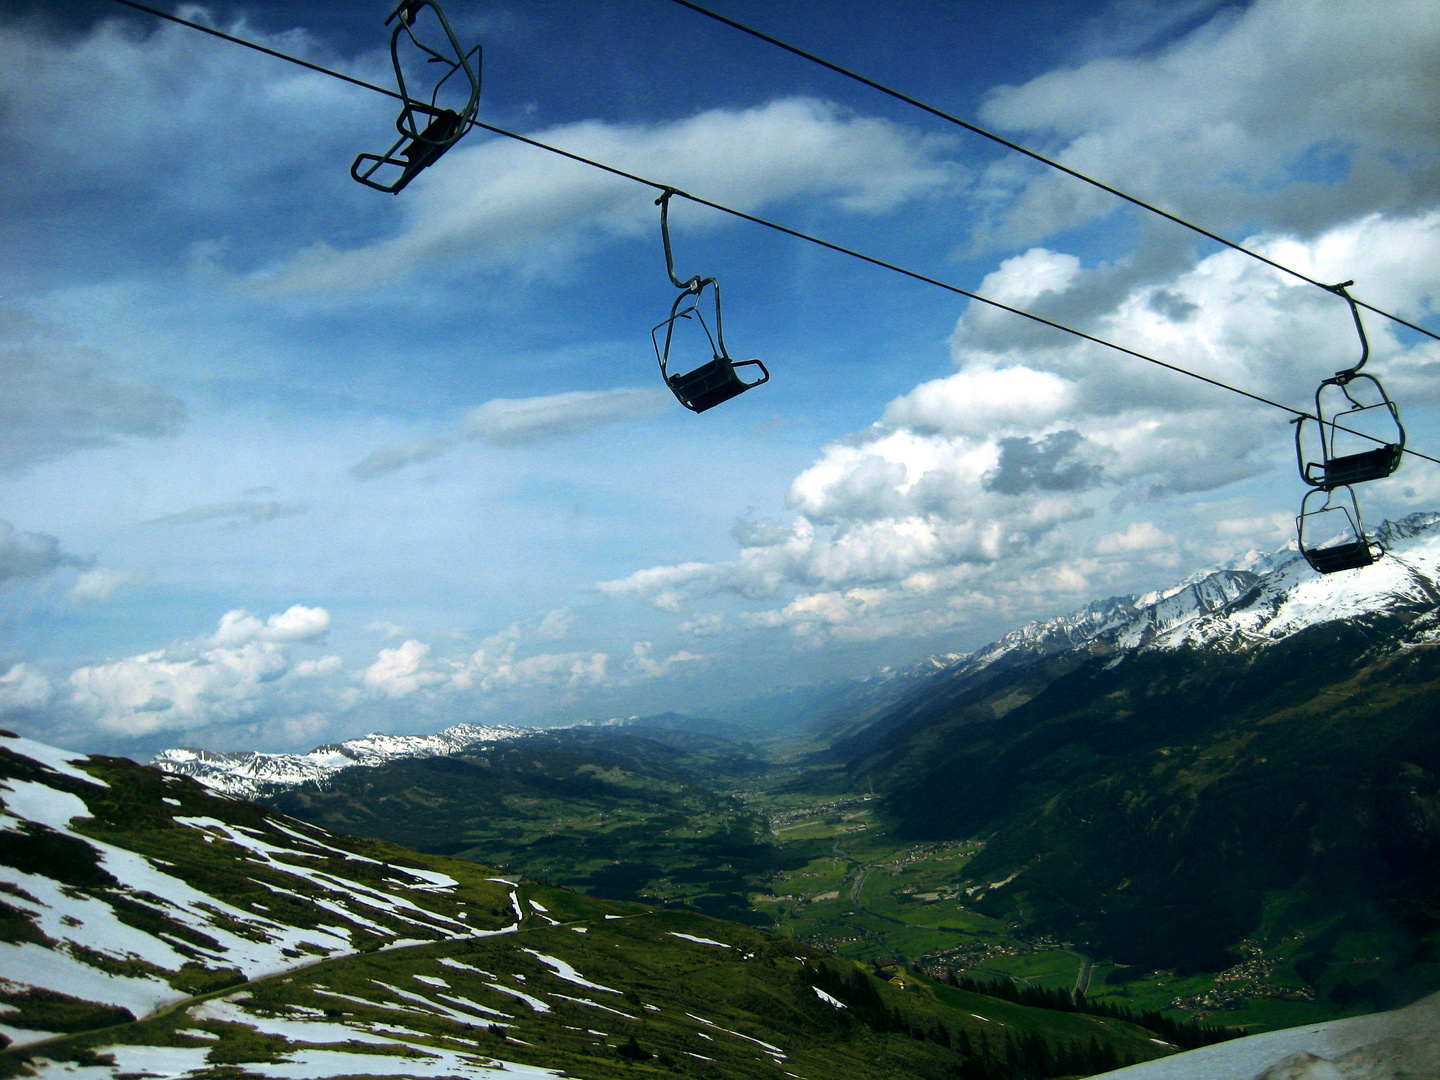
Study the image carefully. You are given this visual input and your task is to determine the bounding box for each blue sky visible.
[2,0,1438,755]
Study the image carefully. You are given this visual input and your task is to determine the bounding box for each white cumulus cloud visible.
[67,604,338,736]
[363,639,445,697]
[969,0,1440,250]
[0,664,53,712]
[595,210,1440,644]
[261,97,958,294]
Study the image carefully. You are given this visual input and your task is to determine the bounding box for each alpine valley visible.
[7,513,1440,1077]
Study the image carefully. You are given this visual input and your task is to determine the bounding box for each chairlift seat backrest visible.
[1304,539,1376,575]
[668,356,767,414]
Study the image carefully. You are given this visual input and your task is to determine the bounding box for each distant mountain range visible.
[830,512,1440,748]
[154,512,1440,798]
[925,511,1440,679]
[153,723,529,799]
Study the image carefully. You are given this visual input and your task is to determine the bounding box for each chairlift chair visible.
[1296,486,1384,574]
[651,190,768,413]
[1293,282,1405,490]
[351,0,480,194]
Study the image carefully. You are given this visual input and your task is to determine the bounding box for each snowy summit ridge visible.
[914,511,1440,687]
[153,723,528,798]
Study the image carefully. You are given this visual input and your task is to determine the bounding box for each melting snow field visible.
[0,774,350,1029]
[25,1042,571,1080]
[0,732,517,1050]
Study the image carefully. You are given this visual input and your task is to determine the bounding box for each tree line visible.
[944,972,1245,1050]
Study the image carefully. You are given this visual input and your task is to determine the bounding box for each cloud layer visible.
[971,0,1440,250]
[599,210,1440,643]
[0,519,81,585]
[68,605,336,736]
[48,600,703,746]
[0,307,185,474]
[263,97,958,293]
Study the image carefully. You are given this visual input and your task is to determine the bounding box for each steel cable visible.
[662,0,1440,345]
[105,0,1440,469]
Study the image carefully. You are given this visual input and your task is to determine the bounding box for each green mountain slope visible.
[262,727,792,923]
[0,731,1170,1079]
[848,622,1440,1015]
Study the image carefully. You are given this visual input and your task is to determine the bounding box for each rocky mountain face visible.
[836,512,1440,755]
[985,511,1440,663]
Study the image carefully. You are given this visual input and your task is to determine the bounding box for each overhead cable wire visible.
[662,0,1440,346]
[105,0,1440,469]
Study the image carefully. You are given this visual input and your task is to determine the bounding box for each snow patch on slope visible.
[0,732,508,1045]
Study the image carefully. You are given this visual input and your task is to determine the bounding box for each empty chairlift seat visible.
[1294,281,1405,492]
[351,0,480,194]
[653,289,769,414]
[1297,486,1383,575]
[650,190,768,413]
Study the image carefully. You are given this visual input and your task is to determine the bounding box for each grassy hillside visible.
[847,622,1440,1022]
[8,898,1174,1080]
[263,727,797,924]
[0,732,1171,1079]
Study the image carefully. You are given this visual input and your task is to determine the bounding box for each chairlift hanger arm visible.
[1324,281,1370,379]
[655,191,733,359]
[656,189,702,292]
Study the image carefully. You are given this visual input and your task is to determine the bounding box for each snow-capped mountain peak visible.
[1145,523,1440,652]
[908,512,1440,692]
[153,723,529,798]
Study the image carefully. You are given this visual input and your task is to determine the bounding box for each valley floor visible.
[715,770,1388,1037]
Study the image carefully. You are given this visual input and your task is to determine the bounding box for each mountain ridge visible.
[152,723,530,798]
[152,512,1440,796]
[878,510,1440,705]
